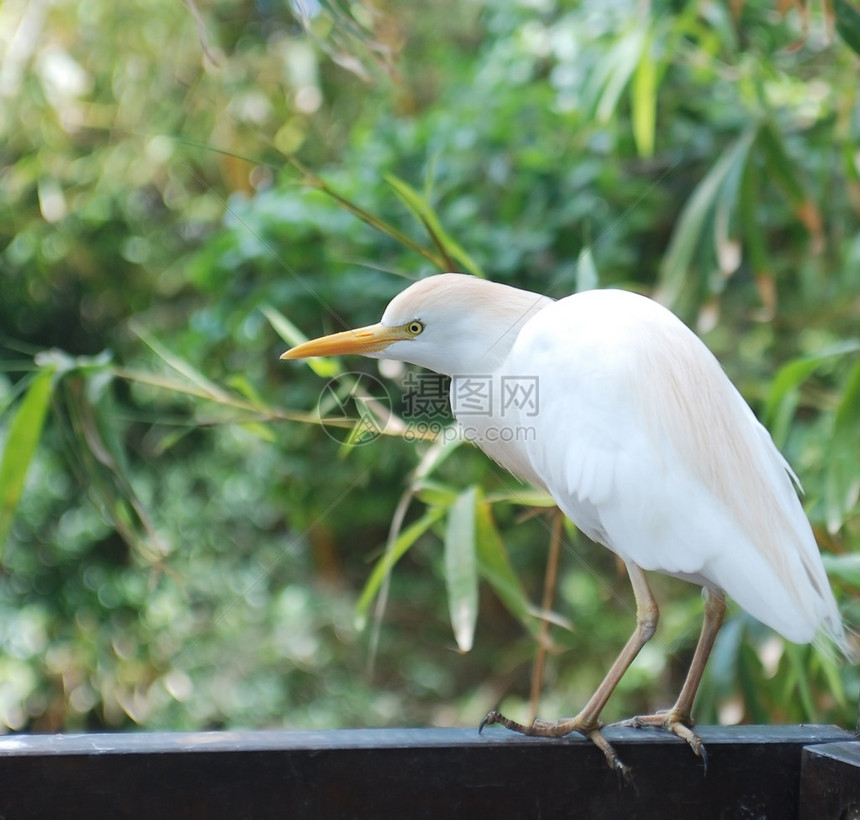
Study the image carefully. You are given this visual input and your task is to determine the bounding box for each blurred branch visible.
[283,155,450,270]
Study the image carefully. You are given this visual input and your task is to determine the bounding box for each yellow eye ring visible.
[406,321,424,336]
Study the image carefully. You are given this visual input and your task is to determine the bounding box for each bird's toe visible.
[616,709,707,771]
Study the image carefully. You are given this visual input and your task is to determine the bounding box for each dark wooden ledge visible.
[0,724,855,818]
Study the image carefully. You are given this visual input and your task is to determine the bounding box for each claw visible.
[478,709,632,783]
[615,759,636,791]
[478,711,499,734]
[478,709,534,736]
[616,710,707,773]
[699,741,708,776]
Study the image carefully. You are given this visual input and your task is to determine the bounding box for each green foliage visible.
[0,368,55,551]
[0,0,858,739]
[444,487,480,653]
[835,0,860,56]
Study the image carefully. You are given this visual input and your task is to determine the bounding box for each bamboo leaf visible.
[656,127,757,308]
[575,246,599,293]
[822,553,860,587]
[385,174,485,278]
[226,374,266,406]
[817,649,847,708]
[756,122,823,243]
[764,358,823,447]
[756,122,805,202]
[631,33,657,158]
[784,643,815,719]
[484,487,556,507]
[58,373,165,562]
[239,422,277,442]
[414,481,459,508]
[739,160,775,314]
[763,341,860,447]
[261,304,341,379]
[713,124,749,278]
[835,0,860,58]
[738,640,768,722]
[411,433,462,482]
[444,486,479,652]
[474,500,535,632]
[282,155,446,268]
[593,28,647,122]
[0,367,55,552]
[224,377,279,440]
[824,358,860,533]
[354,506,447,626]
[132,325,231,401]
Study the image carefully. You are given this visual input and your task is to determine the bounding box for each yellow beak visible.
[280,323,406,360]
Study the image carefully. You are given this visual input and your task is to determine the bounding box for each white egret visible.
[281,273,848,774]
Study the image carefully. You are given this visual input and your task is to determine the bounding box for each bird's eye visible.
[406,321,424,336]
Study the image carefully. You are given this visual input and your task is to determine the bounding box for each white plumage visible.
[282,272,847,772]
[507,288,842,645]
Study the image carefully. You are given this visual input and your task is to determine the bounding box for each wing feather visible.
[507,289,844,648]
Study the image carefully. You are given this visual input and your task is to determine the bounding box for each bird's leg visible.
[481,562,658,777]
[618,587,726,762]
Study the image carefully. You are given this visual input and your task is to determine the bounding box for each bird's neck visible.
[444,287,554,377]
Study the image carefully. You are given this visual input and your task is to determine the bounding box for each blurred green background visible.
[1,0,859,736]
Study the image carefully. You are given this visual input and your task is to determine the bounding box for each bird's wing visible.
[508,290,844,647]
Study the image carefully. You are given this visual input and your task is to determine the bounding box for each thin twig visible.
[529,508,564,722]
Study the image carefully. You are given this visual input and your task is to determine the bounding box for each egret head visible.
[281,273,552,376]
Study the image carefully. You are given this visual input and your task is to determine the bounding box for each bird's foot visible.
[614,709,707,772]
[480,710,632,783]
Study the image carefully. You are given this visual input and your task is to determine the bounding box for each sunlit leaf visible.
[414,481,459,508]
[484,488,556,507]
[444,486,479,652]
[631,33,657,158]
[227,374,266,406]
[0,367,55,552]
